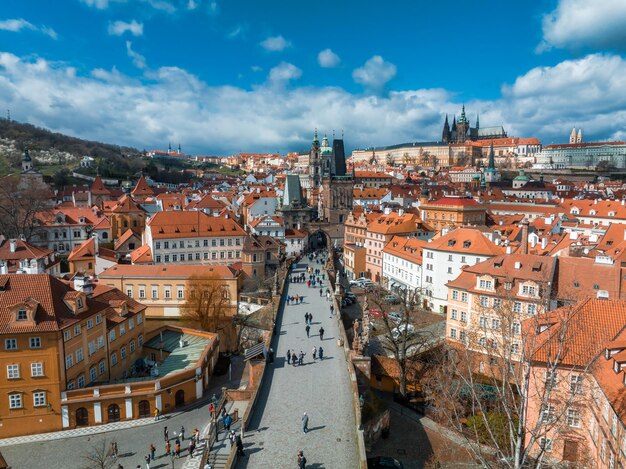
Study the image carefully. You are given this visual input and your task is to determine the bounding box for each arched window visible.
[76,407,88,426]
[107,403,120,422]
[138,400,150,418]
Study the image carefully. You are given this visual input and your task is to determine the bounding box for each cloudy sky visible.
[1,0,626,154]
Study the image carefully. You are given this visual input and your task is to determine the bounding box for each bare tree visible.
[367,288,443,398]
[0,175,51,241]
[385,153,394,166]
[181,275,237,334]
[81,439,115,469]
[427,295,596,469]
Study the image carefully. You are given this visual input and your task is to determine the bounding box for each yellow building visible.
[419,196,487,232]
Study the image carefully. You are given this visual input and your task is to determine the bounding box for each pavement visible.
[0,356,246,469]
[235,258,360,469]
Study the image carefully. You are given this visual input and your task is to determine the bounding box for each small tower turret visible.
[21,147,33,172]
[569,128,577,144]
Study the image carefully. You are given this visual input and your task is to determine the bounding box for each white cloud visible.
[352,55,397,90]
[208,1,218,14]
[108,20,143,37]
[268,62,302,83]
[2,51,626,154]
[125,41,147,69]
[318,48,340,68]
[0,19,57,39]
[540,0,626,51]
[81,0,116,8]
[187,0,198,10]
[260,35,291,52]
[228,25,245,39]
[251,65,262,72]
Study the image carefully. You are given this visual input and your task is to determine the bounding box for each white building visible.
[421,227,504,314]
[249,215,285,239]
[382,236,426,295]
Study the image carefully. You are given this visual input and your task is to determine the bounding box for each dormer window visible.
[590,210,596,216]
[505,282,512,290]
[479,279,493,290]
[17,309,27,321]
[77,298,83,309]
[463,241,471,248]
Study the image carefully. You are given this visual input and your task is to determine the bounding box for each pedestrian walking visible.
[309,313,313,325]
[304,312,308,324]
[175,438,181,458]
[149,443,156,461]
[188,440,195,458]
[180,425,185,440]
[319,346,324,360]
[164,426,169,442]
[319,287,323,297]
[287,349,291,364]
[193,428,200,444]
[312,346,317,360]
[229,430,236,447]
[110,442,118,460]
[298,450,307,469]
[305,324,310,337]
[165,440,171,456]
[330,305,334,316]
[236,435,245,456]
[301,412,309,433]
[209,403,215,419]
[144,454,150,469]
[319,327,325,341]
[299,351,305,365]
[153,408,160,421]
[292,352,297,366]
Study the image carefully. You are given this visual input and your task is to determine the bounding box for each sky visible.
[1,0,626,155]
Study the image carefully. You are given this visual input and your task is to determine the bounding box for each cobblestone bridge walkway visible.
[236,259,359,468]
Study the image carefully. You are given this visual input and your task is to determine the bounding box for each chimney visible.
[0,261,7,275]
[9,239,16,253]
[520,220,529,255]
[74,273,86,292]
[398,209,405,217]
[530,235,537,248]
[92,233,99,256]
[541,237,548,250]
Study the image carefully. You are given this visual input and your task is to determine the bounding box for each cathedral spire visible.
[442,114,451,143]
[312,128,320,148]
[488,141,496,170]
[475,112,480,129]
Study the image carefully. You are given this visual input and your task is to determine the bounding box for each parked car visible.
[388,311,402,323]
[349,280,362,287]
[367,456,404,469]
[391,324,415,340]
[384,294,401,305]
[368,308,384,318]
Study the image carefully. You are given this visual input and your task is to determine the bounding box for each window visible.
[601,438,607,462]
[460,331,466,343]
[30,337,41,348]
[480,296,489,307]
[96,314,102,325]
[527,304,537,315]
[152,288,158,299]
[137,313,143,324]
[451,309,458,320]
[99,360,106,376]
[570,374,582,394]
[7,364,19,379]
[566,408,580,427]
[33,391,46,407]
[31,362,43,377]
[539,438,552,452]
[447,267,453,274]
[426,263,433,271]
[77,375,85,388]
[74,324,81,336]
[9,394,22,409]
[126,288,133,298]
[65,354,73,369]
[492,318,500,330]
[541,405,555,423]
[76,347,84,363]
[139,288,145,299]
[450,328,457,339]
[511,322,521,335]
[67,381,75,390]
[460,311,467,323]
[452,290,459,300]
[77,298,83,309]
[120,323,125,336]
[513,302,522,313]
[165,288,171,299]
[86,319,93,330]
[97,335,104,349]
[5,338,17,350]
[177,288,184,299]
[545,371,558,389]
[448,254,453,262]
[88,341,95,355]
[478,337,486,347]
[479,280,492,290]
[130,339,136,353]
[120,346,127,360]
[138,334,144,347]
[461,292,468,302]
[156,242,161,250]
[155,255,162,263]
[493,298,502,309]
[128,317,135,330]
[90,366,97,382]
[111,352,118,366]
[17,309,27,320]
[109,330,116,342]
[164,241,169,249]
[611,412,617,436]
[609,452,615,469]
[510,343,519,354]
[504,282,512,290]
[479,317,486,328]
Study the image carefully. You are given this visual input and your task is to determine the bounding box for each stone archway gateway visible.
[308,229,329,251]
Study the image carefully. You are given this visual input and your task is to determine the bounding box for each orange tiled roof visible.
[425,227,503,256]
[99,263,239,279]
[367,212,422,235]
[382,236,426,264]
[147,211,246,239]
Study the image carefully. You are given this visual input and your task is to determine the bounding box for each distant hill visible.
[0,118,144,178]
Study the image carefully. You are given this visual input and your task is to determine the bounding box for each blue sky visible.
[1,0,626,154]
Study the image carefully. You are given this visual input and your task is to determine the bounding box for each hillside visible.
[0,118,144,178]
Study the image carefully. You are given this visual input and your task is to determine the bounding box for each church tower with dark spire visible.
[455,105,469,143]
[442,115,451,143]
